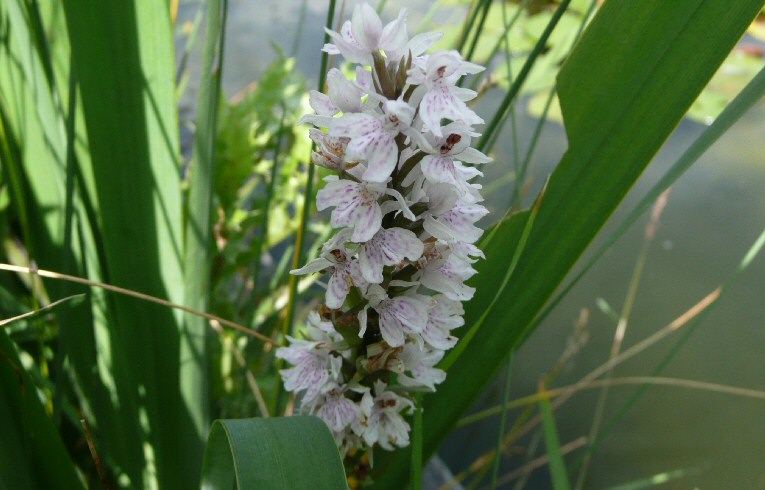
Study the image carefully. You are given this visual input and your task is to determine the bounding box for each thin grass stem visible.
[486,437,588,490]
[456,0,483,54]
[278,0,337,415]
[572,224,765,472]
[242,105,287,323]
[463,0,492,64]
[490,353,514,489]
[210,320,270,417]
[574,190,670,489]
[468,0,530,93]
[477,0,572,153]
[0,263,280,346]
[524,62,765,358]
[411,393,424,490]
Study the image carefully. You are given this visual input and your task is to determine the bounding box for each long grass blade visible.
[183,0,229,466]
[477,0,572,153]
[539,394,571,490]
[528,63,765,345]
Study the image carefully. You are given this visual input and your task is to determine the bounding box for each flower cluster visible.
[278,3,489,455]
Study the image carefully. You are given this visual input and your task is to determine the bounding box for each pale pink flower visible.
[423,199,488,244]
[358,285,429,347]
[309,68,364,116]
[397,343,446,391]
[316,177,385,242]
[329,99,415,182]
[276,338,343,403]
[323,4,409,65]
[360,381,413,450]
[422,294,464,350]
[358,227,424,283]
[421,123,491,191]
[408,51,484,136]
[290,246,368,309]
[308,129,350,171]
[419,252,477,301]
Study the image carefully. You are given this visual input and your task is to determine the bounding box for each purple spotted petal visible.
[309,90,338,116]
[377,296,428,346]
[316,178,359,212]
[360,228,423,283]
[421,155,459,186]
[326,269,350,309]
[350,198,382,242]
[357,133,398,182]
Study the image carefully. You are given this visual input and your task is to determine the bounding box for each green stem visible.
[410,393,424,490]
[489,352,514,489]
[477,0,572,153]
[277,0,336,416]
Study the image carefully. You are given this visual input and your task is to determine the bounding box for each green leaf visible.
[60,1,195,486]
[0,328,84,490]
[183,0,228,459]
[371,0,765,486]
[200,417,348,490]
[539,396,571,490]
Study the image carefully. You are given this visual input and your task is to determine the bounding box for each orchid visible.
[280,2,490,456]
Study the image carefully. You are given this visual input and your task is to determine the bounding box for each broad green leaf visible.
[371,0,764,486]
[0,328,84,489]
[60,1,195,487]
[183,0,228,458]
[0,3,119,482]
[200,417,348,490]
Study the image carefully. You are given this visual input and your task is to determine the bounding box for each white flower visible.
[423,198,488,244]
[419,252,477,301]
[422,294,464,350]
[386,31,444,64]
[449,240,485,264]
[290,246,368,309]
[309,129,350,171]
[358,285,429,347]
[358,227,424,283]
[398,343,446,391]
[316,177,385,242]
[323,4,409,65]
[276,338,343,403]
[360,381,413,450]
[408,51,485,136]
[309,68,364,116]
[282,2,492,456]
[421,122,491,191]
[330,99,415,182]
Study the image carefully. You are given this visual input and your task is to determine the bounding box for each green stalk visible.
[456,0,480,52]
[410,393,424,490]
[241,106,287,322]
[477,0,572,153]
[489,353,514,489]
[468,0,530,92]
[278,0,336,415]
[499,0,522,211]
[574,197,661,489]
[183,0,228,464]
[464,0,492,63]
